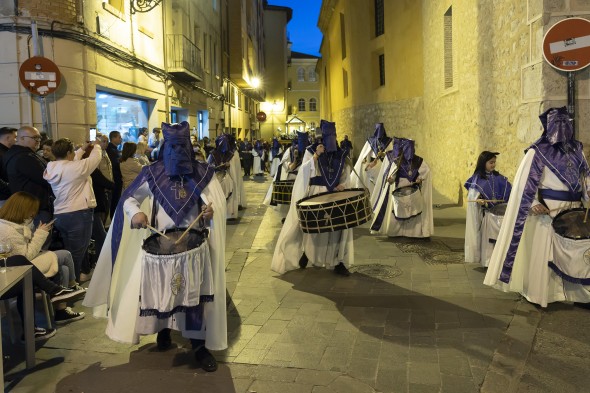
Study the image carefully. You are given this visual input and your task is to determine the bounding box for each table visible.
[0,266,35,387]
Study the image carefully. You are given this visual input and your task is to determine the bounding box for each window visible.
[444,6,453,89]
[309,98,317,111]
[343,69,348,97]
[108,0,124,13]
[203,33,209,72]
[308,69,317,82]
[379,54,385,86]
[297,67,305,82]
[375,0,384,37]
[95,91,148,142]
[340,13,347,59]
[298,98,306,112]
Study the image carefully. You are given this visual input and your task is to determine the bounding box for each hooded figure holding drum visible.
[484,107,590,307]
[272,120,358,276]
[207,134,238,218]
[370,137,434,238]
[83,121,227,372]
[352,123,394,196]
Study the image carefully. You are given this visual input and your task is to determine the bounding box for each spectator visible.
[134,141,151,166]
[43,138,102,281]
[0,127,17,205]
[138,127,148,144]
[97,134,114,222]
[107,131,123,217]
[82,144,114,275]
[3,126,54,228]
[120,142,143,190]
[40,139,54,162]
[148,127,162,160]
[0,255,85,340]
[0,192,86,324]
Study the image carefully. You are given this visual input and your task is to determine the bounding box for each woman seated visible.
[0,192,86,324]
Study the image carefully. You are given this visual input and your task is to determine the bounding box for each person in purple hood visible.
[484,107,590,307]
[83,121,227,372]
[370,137,434,238]
[272,120,353,276]
[464,151,512,266]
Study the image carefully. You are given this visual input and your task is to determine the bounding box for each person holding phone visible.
[0,192,86,323]
[43,138,102,281]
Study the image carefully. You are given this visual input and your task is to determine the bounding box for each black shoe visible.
[21,326,56,342]
[55,307,85,325]
[299,253,308,269]
[156,328,172,351]
[50,286,86,303]
[334,262,350,277]
[194,346,218,372]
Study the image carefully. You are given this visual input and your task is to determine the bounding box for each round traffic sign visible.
[18,56,62,96]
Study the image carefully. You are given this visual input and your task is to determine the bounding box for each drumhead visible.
[274,180,295,187]
[143,228,207,255]
[488,203,507,216]
[392,185,419,197]
[297,188,365,206]
[552,208,590,240]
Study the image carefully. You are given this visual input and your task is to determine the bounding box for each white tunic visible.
[370,154,434,238]
[271,154,354,274]
[83,177,228,350]
[351,140,393,196]
[484,149,590,307]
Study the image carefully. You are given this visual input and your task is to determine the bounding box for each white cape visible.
[83,178,228,350]
[370,154,433,238]
[484,149,590,306]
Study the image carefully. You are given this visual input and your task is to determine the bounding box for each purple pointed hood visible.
[374,123,386,139]
[539,106,574,145]
[160,121,194,176]
[215,134,230,154]
[320,120,337,152]
[296,131,310,154]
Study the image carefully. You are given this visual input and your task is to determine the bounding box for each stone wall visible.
[16,0,78,23]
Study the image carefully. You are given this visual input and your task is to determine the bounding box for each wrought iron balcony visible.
[167,34,203,81]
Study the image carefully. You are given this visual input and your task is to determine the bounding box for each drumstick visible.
[145,224,171,240]
[345,156,369,190]
[467,199,505,203]
[175,202,212,245]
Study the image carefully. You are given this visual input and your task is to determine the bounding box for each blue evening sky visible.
[268,0,322,57]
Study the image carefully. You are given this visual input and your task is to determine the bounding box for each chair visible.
[0,291,53,343]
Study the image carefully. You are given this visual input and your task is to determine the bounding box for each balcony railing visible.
[167,34,203,81]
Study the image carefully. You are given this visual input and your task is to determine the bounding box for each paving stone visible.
[295,369,340,386]
[408,362,441,385]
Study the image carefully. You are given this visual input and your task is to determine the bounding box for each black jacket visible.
[91,168,114,213]
[0,144,11,199]
[106,143,122,186]
[3,145,53,211]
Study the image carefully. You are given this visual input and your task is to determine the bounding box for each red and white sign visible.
[543,17,590,72]
[18,56,62,96]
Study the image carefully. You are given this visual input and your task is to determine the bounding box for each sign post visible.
[542,17,590,135]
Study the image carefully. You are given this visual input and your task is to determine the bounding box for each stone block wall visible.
[16,0,78,24]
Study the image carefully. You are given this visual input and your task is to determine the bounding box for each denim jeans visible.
[54,249,76,287]
[54,209,94,281]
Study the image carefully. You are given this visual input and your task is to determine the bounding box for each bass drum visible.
[296,188,372,233]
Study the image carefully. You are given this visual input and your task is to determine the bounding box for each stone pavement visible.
[2,176,590,393]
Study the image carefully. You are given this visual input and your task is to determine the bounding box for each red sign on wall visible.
[543,17,590,72]
[18,56,62,96]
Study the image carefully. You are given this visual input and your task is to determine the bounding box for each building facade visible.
[285,51,321,137]
[318,0,590,204]
[0,0,287,145]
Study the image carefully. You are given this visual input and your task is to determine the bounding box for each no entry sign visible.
[18,56,61,96]
[543,17,590,72]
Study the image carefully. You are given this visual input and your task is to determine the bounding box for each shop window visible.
[96,91,148,144]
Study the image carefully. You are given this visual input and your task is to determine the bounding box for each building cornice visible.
[317,0,338,33]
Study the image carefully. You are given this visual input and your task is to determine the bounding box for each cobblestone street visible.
[3,177,590,393]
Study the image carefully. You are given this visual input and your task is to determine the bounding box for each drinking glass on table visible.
[0,242,12,273]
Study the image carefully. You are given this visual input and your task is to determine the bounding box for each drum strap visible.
[538,189,582,201]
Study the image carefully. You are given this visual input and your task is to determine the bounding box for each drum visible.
[551,208,590,282]
[480,203,507,267]
[137,228,213,335]
[271,180,295,205]
[296,188,372,233]
[392,185,423,219]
